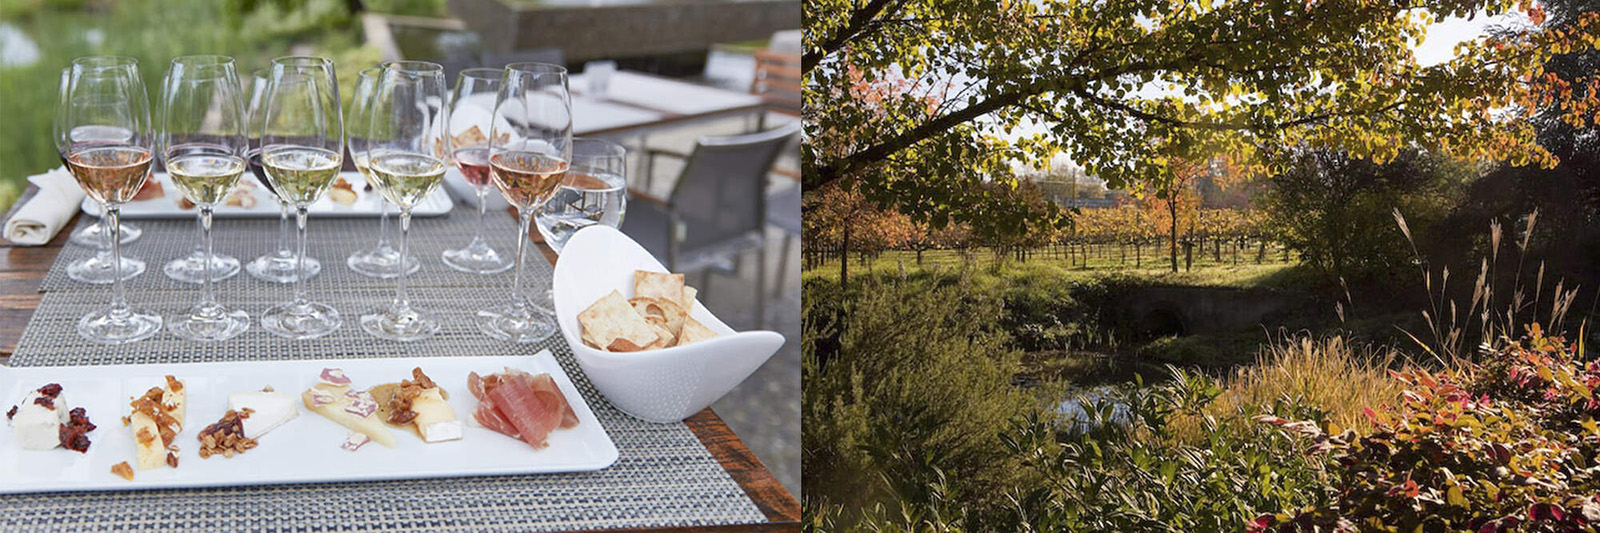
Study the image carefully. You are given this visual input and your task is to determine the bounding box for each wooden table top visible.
[0,185,799,532]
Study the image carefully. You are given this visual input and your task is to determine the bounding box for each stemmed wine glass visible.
[56,56,162,344]
[476,63,572,343]
[158,55,251,341]
[347,66,420,279]
[258,56,344,340]
[360,61,448,341]
[441,68,514,274]
[58,66,146,284]
[245,68,321,284]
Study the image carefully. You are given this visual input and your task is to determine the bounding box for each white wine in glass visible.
[258,56,345,340]
[159,55,252,342]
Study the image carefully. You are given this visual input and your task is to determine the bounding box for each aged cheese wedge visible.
[301,383,395,448]
[371,368,462,443]
[129,377,185,471]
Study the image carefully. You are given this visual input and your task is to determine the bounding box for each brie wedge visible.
[411,388,463,443]
[227,389,299,440]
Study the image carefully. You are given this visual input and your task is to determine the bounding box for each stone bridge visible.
[1117,286,1298,337]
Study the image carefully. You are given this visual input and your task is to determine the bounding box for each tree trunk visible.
[840,221,851,289]
[1169,199,1179,273]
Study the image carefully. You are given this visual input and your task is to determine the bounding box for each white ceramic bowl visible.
[552,226,785,423]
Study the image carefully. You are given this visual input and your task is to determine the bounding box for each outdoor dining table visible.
[0,184,800,532]
[570,70,768,138]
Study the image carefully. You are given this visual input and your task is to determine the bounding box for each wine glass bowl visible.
[56,55,163,344]
[536,137,627,254]
[257,56,345,340]
[159,55,251,342]
[475,62,572,344]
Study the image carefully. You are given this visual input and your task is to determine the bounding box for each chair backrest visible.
[669,121,802,253]
[751,49,801,115]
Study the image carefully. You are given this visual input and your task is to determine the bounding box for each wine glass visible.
[441,68,514,274]
[56,56,162,344]
[535,137,627,254]
[158,55,251,341]
[347,66,420,279]
[62,66,144,250]
[245,68,322,284]
[476,63,572,343]
[360,61,448,341]
[258,56,344,340]
[58,67,147,284]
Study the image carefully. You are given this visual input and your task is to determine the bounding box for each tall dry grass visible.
[1210,335,1403,434]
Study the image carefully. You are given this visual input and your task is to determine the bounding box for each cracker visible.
[634,271,684,302]
[673,317,720,347]
[579,290,661,352]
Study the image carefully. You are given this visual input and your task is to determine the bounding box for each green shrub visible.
[802,273,1041,520]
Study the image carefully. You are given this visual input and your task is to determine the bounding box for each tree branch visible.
[803,0,902,75]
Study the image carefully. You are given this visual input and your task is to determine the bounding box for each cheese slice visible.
[129,412,165,470]
[301,383,395,448]
[162,377,187,431]
[228,389,299,440]
[411,388,462,443]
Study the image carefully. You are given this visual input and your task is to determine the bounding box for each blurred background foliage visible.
[0,0,444,212]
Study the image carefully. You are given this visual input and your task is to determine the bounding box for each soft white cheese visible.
[420,419,463,443]
[228,389,299,440]
[11,391,67,450]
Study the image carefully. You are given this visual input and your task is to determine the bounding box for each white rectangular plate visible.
[0,351,618,494]
[81,171,455,219]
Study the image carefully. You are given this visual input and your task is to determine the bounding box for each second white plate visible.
[82,171,455,219]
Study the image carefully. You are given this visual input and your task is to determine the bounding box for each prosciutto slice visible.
[468,369,579,448]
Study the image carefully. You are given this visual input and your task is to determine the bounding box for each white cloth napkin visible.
[4,166,86,246]
[443,167,509,211]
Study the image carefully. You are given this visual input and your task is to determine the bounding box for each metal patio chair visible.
[619,121,801,328]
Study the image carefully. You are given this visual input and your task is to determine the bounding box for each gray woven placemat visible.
[42,208,533,292]
[2,210,769,531]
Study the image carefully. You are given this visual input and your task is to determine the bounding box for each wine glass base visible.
[246,254,320,284]
[77,306,163,345]
[442,243,514,274]
[67,253,145,284]
[474,303,556,343]
[70,221,141,248]
[164,253,241,284]
[168,307,250,342]
[261,302,342,340]
[360,306,440,342]
[348,248,420,279]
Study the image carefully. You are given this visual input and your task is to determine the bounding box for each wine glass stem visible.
[106,206,130,321]
[510,211,533,317]
[377,202,391,248]
[199,207,217,315]
[276,201,292,257]
[393,210,413,313]
[472,187,488,244]
[294,206,310,309]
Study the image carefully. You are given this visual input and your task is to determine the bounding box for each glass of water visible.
[535,137,626,254]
